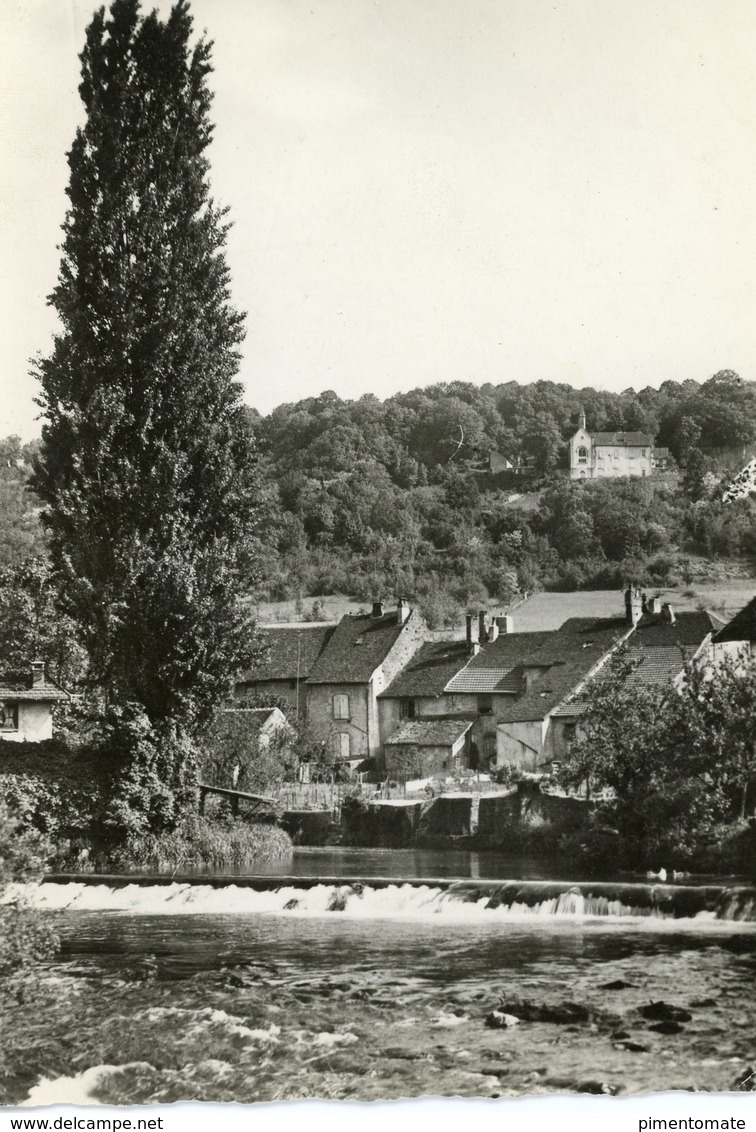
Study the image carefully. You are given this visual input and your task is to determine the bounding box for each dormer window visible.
[400,699,416,720]
[577,445,588,464]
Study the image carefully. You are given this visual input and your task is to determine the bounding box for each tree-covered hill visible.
[251,372,756,622]
[4,370,756,632]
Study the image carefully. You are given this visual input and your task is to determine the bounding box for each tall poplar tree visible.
[33,0,259,731]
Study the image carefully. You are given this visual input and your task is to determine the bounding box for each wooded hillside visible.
[4,371,756,631]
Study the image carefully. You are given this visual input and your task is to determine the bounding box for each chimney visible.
[466,613,479,655]
[496,614,514,634]
[624,585,642,627]
[478,610,488,644]
[649,595,662,615]
[396,597,409,625]
[661,603,676,625]
[371,600,385,619]
[488,617,499,642]
[31,660,45,687]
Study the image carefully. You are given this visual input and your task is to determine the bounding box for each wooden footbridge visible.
[197,783,277,818]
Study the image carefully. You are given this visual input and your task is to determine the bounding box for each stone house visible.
[0,661,71,744]
[569,407,654,480]
[550,606,717,763]
[379,597,717,776]
[304,600,427,765]
[236,624,335,720]
[383,718,473,779]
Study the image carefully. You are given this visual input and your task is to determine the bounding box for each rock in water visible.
[640,1001,692,1023]
[498,999,591,1024]
[485,1010,520,1029]
[648,1020,685,1035]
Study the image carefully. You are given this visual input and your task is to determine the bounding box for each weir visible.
[35,873,756,922]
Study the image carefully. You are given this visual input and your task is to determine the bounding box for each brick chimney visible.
[496,614,514,634]
[371,600,385,619]
[31,660,45,687]
[396,597,409,625]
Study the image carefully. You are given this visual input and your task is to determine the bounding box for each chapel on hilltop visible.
[569,407,664,480]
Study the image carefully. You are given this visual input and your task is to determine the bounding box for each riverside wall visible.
[334,781,591,849]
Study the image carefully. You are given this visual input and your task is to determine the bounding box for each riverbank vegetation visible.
[0,801,58,995]
[112,815,293,872]
[559,652,756,871]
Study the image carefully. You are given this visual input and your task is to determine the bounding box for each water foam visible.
[8,877,756,927]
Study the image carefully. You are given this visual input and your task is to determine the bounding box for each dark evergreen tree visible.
[33,0,260,730]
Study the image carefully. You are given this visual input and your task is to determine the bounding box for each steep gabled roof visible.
[240,625,335,682]
[307,610,416,685]
[711,596,756,644]
[385,718,474,748]
[380,640,470,698]
[591,431,653,446]
[493,617,631,722]
[552,643,700,717]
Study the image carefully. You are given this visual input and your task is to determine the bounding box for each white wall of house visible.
[0,701,54,743]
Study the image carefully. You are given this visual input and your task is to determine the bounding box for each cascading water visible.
[9,873,756,925]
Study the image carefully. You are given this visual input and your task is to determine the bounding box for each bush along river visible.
[3,848,756,1106]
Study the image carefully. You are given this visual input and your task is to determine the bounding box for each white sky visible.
[2,0,755,440]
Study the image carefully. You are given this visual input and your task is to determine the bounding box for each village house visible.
[304,600,427,765]
[236,624,335,720]
[0,661,71,743]
[550,600,718,764]
[378,589,718,777]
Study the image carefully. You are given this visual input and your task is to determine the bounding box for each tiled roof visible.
[385,718,474,748]
[307,610,417,685]
[379,640,469,698]
[240,625,335,682]
[632,610,716,647]
[552,637,705,718]
[711,596,756,643]
[444,631,553,694]
[493,618,632,722]
[591,431,653,446]
[0,674,70,702]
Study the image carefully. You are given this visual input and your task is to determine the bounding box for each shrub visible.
[112,815,293,871]
[0,800,58,989]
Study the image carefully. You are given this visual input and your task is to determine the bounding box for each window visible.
[0,702,18,731]
[483,734,496,762]
[331,732,350,760]
[400,699,416,720]
[577,445,588,464]
[478,694,493,715]
[332,694,349,720]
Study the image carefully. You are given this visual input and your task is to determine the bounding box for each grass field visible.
[254,578,755,636]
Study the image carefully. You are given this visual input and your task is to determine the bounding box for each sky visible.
[2,0,756,440]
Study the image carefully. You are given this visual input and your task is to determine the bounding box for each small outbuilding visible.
[383,718,473,779]
[0,661,71,744]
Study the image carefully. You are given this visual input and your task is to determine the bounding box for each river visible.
[4,848,756,1105]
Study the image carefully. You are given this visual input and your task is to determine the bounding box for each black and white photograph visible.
[1,0,756,1118]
